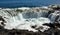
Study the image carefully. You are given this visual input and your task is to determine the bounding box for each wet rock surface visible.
[0,26,48,35]
[0,24,60,35]
[0,5,60,35]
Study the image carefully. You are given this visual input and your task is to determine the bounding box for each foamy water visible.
[0,7,60,32]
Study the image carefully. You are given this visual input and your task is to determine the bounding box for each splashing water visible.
[0,8,51,32]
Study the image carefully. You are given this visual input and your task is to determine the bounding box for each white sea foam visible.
[0,7,54,32]
[4,12,50,32]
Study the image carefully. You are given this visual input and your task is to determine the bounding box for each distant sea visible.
[0,0,60,8]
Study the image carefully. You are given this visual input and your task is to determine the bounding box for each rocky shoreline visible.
[0,5,60,35]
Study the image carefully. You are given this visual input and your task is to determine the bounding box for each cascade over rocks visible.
[0,5,60,35]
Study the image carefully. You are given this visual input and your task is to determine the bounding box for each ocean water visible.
[0,0,60,8]
[0,7,60,32]
[0,0,60,32]
[0,8,51,32]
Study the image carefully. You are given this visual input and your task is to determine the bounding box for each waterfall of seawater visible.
[48,11,60,23]
[1,8,60,32]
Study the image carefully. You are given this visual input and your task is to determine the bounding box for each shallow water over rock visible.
[0,7,60,32]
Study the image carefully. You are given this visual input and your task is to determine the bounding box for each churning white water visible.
[0,8,60,32]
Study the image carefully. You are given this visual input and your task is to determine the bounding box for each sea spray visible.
[0,7,55,32]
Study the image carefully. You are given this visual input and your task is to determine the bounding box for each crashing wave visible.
[0,6,60,32]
